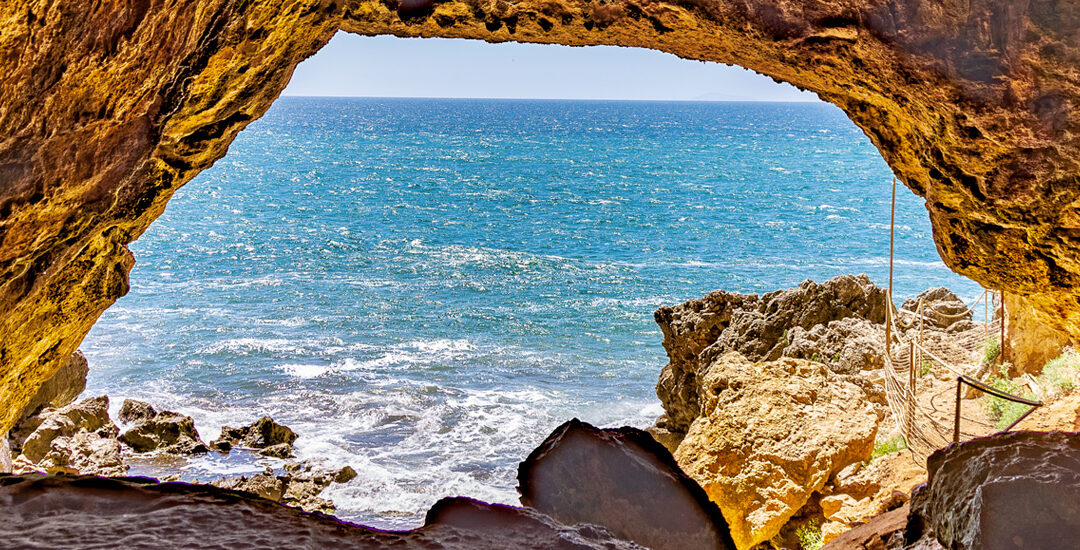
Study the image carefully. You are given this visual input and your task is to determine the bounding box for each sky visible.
[282,32,820,102]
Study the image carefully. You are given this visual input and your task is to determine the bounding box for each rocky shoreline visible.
[5,274,1080,549]
[2,362,356,515]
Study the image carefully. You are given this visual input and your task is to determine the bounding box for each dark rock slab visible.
[821,504,912,550]
[518,418,735,550]
[211,416,297,453]
[0,474,643,549]
[907,431,1080,549]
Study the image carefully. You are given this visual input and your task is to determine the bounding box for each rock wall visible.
[3,0,1080,433]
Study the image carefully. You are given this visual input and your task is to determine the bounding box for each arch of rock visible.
[1,0,1079,434]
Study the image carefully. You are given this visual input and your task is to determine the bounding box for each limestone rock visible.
[213,473,286,502]
[334,465,357,483]
[673,353,880,549]
[211,462,354,514]
[119,411,209,454]
[817,452,925,542]
[908,431,1080,549]
[257,442,293,459]
[117,399,157,424]
[18,396,116,464]
[782,317,885,374]
[0,475,644,549]
[518,418,735,550]
[17,351,88,422]
[655,275,886,432]
[820,504,911,550]
[900,288,971,329]
[29,431,128,477]
[211,417,297,454]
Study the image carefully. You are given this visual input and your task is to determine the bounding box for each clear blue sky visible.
[282,32,819,102]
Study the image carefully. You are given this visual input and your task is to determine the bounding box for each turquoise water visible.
[83,97,979,527]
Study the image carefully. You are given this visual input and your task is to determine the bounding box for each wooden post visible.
[907,340,916,441]
[953,377,963,443]
[1000,290,1007,365]
[886,177,897,358]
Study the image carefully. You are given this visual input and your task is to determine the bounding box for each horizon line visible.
[278,94,823,104]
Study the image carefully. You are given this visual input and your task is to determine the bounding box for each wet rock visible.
[908,431,1080,549]
[518,418,735,550]
[117,399,157,424]
[654,275,886,432]
[0,475,643,548]
[119,411,209,454]
[334,465,357,483]
[673,353,880,549]
[17,351,89,422]
[211,417,297,455]
[257,442,293,459]
[213,473,286,502]
[19,396,116,464]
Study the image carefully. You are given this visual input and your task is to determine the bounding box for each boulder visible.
[817,451,925,543]
[781,317,885,374]
[210,462,355,514]
[901,288,971,330]
[117,399,157,424]
[22,431,127,477]
[908,431,1080,549]
[17,351,89,422]
[673,353,880,550]
[654,275,886,432]
[18,396,116,464]
[0,475,643,549]
[518,419,735,550]
[119,411,209,454]
[257,442,293,459]
[211,417,297,454]
[213,473,286,502]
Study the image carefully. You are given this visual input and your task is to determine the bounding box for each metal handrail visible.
[952,375,1043,443]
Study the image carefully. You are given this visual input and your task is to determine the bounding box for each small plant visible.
[919,359,932,377]
[795,519,824,550]
[871,434,907,460]
[1041,347,1080,394]
[982,363,1034,430]
[983,337,1001,366]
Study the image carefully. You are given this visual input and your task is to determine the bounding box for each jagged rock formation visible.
[654,275,887,433]
[518,419,735,550]
[908,430,1080,550]
[671,352,881,549]
[16,351,88,423]
[119,410,210,455]
[820,504,911,550]
[0,474,646,549]
[817,452,923,543]
[211,462,357,514]
[2,0,1080,433]
[9,395,127,477]
[210,416,298,457]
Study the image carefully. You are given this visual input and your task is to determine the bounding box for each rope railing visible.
[880,286,1037,461]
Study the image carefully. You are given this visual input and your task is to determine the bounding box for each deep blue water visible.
[83,97,979,527]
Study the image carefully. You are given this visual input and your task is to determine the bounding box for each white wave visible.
[281,363,332,379]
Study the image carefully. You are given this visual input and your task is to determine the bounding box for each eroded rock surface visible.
[908,431,1080,550]
[16,351,88,423]
[0,474,644,549]
[212,462,357,514]
[3,0,1080,435]
[10,396,127,477]
[519,418,735,550]
[673,352,881,549]
[119,410,209,455]
[655,275,886,432]
[210,416,297,457]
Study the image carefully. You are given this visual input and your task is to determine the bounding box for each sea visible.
[82,97,980,528]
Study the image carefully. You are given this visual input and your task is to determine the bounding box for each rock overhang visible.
[2,0,1080,432]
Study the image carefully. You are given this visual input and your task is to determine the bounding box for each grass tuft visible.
[871,434,907,460]
[796,519,824,550]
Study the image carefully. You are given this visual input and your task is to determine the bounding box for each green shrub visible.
[983,338,1001,366]
[796,519,824,550]
[919,359,932,377]
[1041,347,1079,394]
[871,434,907,460]
[982,363,1034,430]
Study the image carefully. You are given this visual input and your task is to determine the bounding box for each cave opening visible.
[73,33,980,528]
